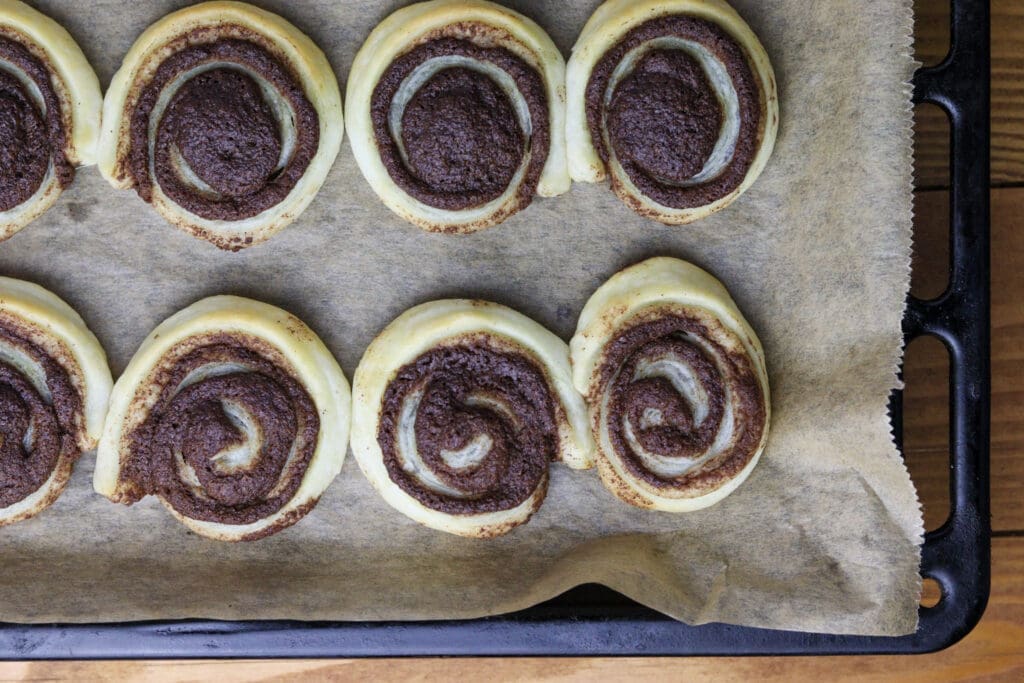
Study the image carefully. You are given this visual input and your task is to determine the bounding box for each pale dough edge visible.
[0,0,102,166]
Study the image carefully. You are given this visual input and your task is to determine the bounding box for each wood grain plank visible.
[6,537,1020,682]
[904,187,1024,533]
[913,0,1024,188]
[991,0,1024,185]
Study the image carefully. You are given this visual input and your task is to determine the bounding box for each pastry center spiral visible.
[401,66,523,198]
[0,34,73,212]
[599,315,765,487]
[0,327,79,508]
[371,36,549,212]
[168,68,282,197]
[585,16,761,208]
[130,37,319,221]
[607,50,722,185]
[125,341,319,525]
[377,342,556,514]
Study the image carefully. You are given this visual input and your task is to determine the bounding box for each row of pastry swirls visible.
[0,0,777,249]
[0,257,770,540]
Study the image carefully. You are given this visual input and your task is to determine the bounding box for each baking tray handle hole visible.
[920,575,944,609]
[913,0,952,68]
[913,101,952,194]
[901,334,952,532]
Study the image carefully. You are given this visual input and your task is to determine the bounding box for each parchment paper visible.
[0,0,923,636]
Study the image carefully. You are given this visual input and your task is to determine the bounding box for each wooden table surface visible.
[3,1,1022,680]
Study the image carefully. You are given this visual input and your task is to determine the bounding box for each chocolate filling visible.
[0,326,81,508]
[371,37,548,212]
[169,69,282,197]
[0,34,73,212]
[607,50,723,185]
[598,315,765,491]
[129,36,319,222]
[377,340,557,515]
[123,340,319,527]
[585,16,762,209]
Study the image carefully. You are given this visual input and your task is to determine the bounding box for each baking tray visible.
[0,0,991,658]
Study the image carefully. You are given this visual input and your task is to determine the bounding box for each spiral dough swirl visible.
[598,315,765,496]
[571,257,770,511]
[122,340,319,527]
[0,277,111,526]
[0,1,101,241]
[347,0,570,232]
[98,2,344,250]
[0,326,78,510]
[584,16,761,210]
[377,340,556,515]
[94,295,351,542]
[351,299,592,538]
[127,38,319,224]
[566,0,778,224]
[370,38,548,215]
[0,35,71,212]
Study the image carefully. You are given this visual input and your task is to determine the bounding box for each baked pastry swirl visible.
[566,0,777,224]
[98,1,343,250]
[0,0,101,242]
[94,296,350,541]
[351,300,592,537]
[0,277,111,526]
[570,257,769,511]
[347,0,569,233]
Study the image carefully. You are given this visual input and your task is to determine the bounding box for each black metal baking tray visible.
[0,0,991,659]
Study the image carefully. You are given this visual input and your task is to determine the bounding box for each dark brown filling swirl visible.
[0,33,73,212]
[371,36,549,212]
[585,16,762,209]
[377,340,557,515]
[129,36,319,222]
[123,340,319,526]
[0,326,80,508]
[599,315,765,491]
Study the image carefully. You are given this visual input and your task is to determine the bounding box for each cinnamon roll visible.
[0,0,101,241]
[570,257,769,511]
[351,300,592,538]
[94,296,350,541]
[0,277,111,525]
[566,0,778,224]
[98,1,343,250]
[347,0,569,233]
